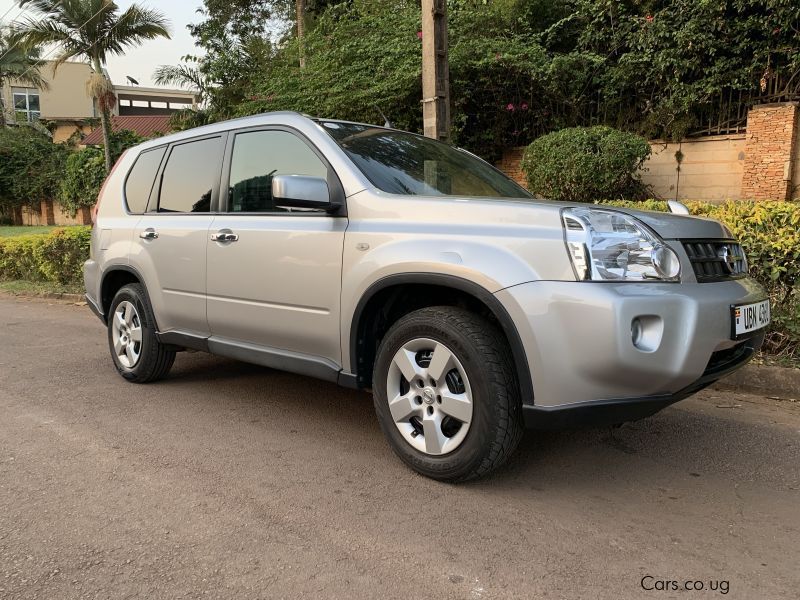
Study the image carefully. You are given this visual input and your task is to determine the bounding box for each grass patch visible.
[0,225,61,237]
[0,279,83,296]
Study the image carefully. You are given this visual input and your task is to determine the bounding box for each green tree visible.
[0,26,48,126]
[15,0,171,171]
[0,127,68,219]
[59,129,144,216]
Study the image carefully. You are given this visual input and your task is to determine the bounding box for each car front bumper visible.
[494,278,767,428]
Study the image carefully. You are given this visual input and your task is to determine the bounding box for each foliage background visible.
[180,0,800,160]
[0,127,68,217]
[58,130,145,216]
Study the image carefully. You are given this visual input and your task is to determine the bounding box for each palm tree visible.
[0,27,48,126]
[15,0,171,171]
[153,62,206,105]
[153,62,210,132]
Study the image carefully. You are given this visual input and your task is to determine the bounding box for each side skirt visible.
[156,330,342,383]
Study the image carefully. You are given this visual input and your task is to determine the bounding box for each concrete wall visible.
[643,135,746,201]
[794,112,800,200]
[19,201,91,226]
[496,137,747,201]
[52,122,94,144]
[2,60,95,123]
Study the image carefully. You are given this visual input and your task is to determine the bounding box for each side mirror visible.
[272,175,332,211]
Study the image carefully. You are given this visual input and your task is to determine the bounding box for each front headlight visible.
[562,207,681,282]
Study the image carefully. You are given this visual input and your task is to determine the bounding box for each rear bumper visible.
[522,331,762,429]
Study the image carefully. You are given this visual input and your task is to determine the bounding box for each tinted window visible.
[158,137,224,213]
[125,147,166,213]
[228,130,328,213]
[323,122,530,198]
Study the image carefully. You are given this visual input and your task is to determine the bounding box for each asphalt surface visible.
[1,296,799,600]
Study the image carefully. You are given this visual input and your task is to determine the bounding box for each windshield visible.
[321,122,532,199]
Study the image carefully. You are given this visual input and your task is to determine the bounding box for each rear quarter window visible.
[124,147,166,214]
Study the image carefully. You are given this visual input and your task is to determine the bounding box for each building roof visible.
[82,115,172,145]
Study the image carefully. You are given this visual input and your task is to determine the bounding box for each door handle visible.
[139,228,158,240]
[210,230,239,243]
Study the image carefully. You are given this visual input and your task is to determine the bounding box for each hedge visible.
[598,200,800,358]
[0,226,91,287]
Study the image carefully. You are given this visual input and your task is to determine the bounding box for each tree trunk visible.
[92,58,113,172]
[99,104,113,172]
[296,0,306,68]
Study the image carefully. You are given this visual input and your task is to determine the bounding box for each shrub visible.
[521,126,651,202]
[59,130,146,217]
[35,227,92,285]
[59,148,107,217]
[0,226,91,287]
[599,199,800,358]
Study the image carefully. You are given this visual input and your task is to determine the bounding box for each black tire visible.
[107,283,175,383]
[373,306,523,482]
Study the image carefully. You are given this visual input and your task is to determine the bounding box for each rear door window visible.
[125,147,166,214]
[157,137,224,213]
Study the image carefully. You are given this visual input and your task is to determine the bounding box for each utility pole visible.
[421,0,450,141]
[296,0,306,68]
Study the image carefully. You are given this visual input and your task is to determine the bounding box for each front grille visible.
[682,240,747,282]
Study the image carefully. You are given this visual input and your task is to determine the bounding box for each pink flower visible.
[417,31,423,39]
[520,102,529,111]
[645,14,654,23]
[506,103,515,112]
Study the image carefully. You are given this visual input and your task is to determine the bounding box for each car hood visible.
[597,205,733,240]
[443,196,733,240]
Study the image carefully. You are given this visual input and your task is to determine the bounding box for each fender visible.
[349,273,534,405]
[98,264,157,328]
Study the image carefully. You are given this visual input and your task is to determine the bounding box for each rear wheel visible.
[107,283,175,383]
[373,306,523,481]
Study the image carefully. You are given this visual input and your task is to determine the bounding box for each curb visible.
[0,290,85,302]
[713,363,799,399]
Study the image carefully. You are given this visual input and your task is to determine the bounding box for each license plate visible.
[731,299,770,339]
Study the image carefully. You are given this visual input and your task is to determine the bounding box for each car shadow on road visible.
[154,352,800,493]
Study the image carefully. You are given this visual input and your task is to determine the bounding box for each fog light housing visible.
[631,315,664,352]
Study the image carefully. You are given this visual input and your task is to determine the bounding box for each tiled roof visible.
[82,115,172,145]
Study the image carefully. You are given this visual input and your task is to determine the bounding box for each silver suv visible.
[85,112,769,481]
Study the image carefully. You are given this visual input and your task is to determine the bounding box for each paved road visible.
[1,296,799,600]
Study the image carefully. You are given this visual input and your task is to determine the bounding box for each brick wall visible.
[495,147,527,189]
[740,103,798,200]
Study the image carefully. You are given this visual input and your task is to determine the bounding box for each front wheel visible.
[107,283,175,383]
[373,307,523,482]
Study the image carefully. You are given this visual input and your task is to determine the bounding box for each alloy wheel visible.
[111,300,143,368]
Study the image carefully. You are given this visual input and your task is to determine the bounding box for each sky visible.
[0,0,204,87]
